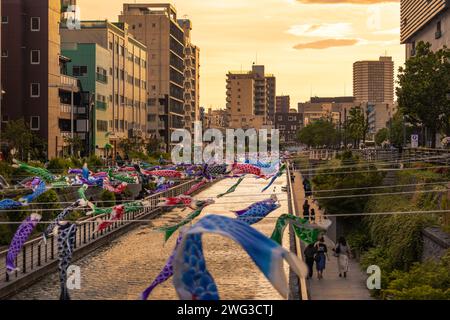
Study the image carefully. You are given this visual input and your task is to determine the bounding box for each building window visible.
[30,50,40,64]
[436,21,442,39]
[73,66,88,76]
[1,50,8,58]
[30,83,40,97]
[1,16,8,24]
[30,17,40,31]
[30,116,40,130]
[152,23,156,28]
[109,42,113,50]
[97,120,108,132]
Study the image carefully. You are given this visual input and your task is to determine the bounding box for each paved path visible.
[291,170,373,300]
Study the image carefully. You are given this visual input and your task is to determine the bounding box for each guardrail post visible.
[22,246,26,274]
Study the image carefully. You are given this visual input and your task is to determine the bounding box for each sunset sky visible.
[77,0,404,109]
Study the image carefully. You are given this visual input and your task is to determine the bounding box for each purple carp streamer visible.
[6,213,42,273]
[140,233,184,300]
[172,215,307,300]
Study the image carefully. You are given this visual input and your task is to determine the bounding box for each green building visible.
[62,43,112,156]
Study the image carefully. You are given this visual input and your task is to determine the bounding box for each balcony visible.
[60,75,79,91]
[60,103,87,115]
[158,122,166,130]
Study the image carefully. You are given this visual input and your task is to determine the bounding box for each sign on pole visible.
[411,134,419,148]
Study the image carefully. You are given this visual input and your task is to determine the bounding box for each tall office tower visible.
[276,95,290,114]
[401,0,450,59]
[226,64,276,129]
[61,21,148,156]
[1,0,67,158]
[178,19,200,132]
[353,56,394,104]
[119,3,187,151]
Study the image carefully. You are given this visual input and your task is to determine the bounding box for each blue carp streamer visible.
[172,215,307,300]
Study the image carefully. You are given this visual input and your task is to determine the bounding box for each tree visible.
[63,135,84,157]
[297,119,339,148]
[346,107,369,148]
[2,119,45,161]
[397,41,450,148]
[375,128,389,146]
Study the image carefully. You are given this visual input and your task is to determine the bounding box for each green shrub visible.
[100,190,115,208]
[47,158,71,173]
[87,155,103,169]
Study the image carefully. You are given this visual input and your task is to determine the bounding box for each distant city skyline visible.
[77,0,404,109]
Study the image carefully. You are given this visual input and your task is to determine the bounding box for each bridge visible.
[1,161,374,300]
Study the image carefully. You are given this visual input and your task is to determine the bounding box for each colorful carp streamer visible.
[19,180,47,204]
[144,170,183,178]
[42,201,81,243]
[95,205,125,232]
[140,233,184,300]
[231,163,264,177]
[0,199,23,210]
[184,179,208,196]
[204,164,229,179]
[270,214,329,245]
[6,213,42,273]
[217,177,245,198]
[57,222,77,300]
[262,164,286,192]
[160,207,204,243]
[172,215,308,300]
[108,169,137,184]
[235,196,280,225]
[12,160,57,183]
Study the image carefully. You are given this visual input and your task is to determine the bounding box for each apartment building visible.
[61,21,148,156]
[298,97,357,128]
[401,0,450,59]
[274,111,302,144]
[353,56,394,104]
[119,3,191,151]
[61,43,113,156]
[204,108,227,130]
[276,95,290,114]
[226,64,276,130]
[178,19,200,132]
[1,0,67,158]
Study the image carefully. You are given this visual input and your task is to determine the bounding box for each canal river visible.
[12,175,290,300]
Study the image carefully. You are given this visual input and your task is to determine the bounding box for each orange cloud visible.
[294,39,359,50]
[298,0,398,3]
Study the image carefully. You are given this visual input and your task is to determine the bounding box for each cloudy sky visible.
[77,0,403,109]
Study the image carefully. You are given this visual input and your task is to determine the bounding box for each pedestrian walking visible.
[303,200,310,220]
[310,208,316,222]
[333,237,351,278]
[304,244,317,279]
[314,237,328,280]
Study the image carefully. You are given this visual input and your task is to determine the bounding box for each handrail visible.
[0,179,204,294]
[286,161,309,300]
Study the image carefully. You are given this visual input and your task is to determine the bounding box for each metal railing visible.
[0,179,204,295]
[286,161,309,300]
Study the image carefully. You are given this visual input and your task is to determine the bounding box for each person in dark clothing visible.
[310,208,316,222]
[303,200,310,220]
[315,237,329,280]
[304,244,317,279]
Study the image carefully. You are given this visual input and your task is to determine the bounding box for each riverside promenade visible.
[291,170,373,300]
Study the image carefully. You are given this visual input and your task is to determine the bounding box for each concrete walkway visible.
[291,170,373,300]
